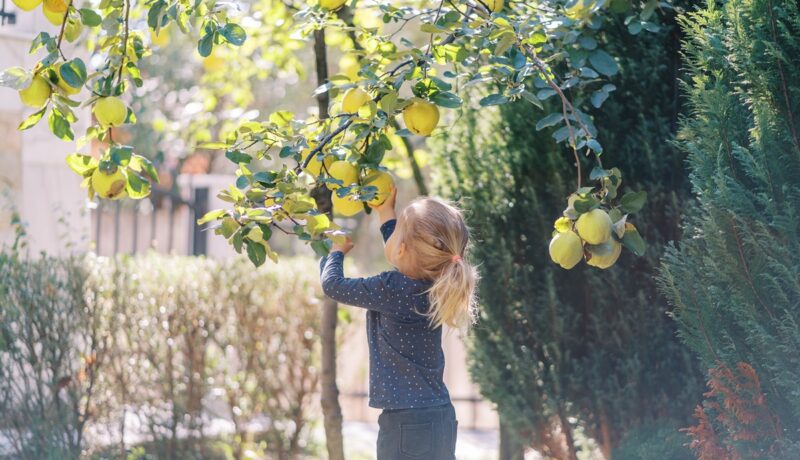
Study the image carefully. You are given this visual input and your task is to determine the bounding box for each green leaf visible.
[521,90,543,109]
[147,0,166,29]
[0,67,31,90]
[126,172,151,199]
[220,23,247,46]
[589,166,608,180]
[79,8,102,26]
[48,110,74,141]
[619,191,647,214]
[589,50,619,76]
[311,239,330,257]
[220,216,239,239]
[586,139,603,153]
[430,91,462,108]
[197,209,226,225]
[535,112,563,131]
[60,59,87,88]
[66,153,98,176]
[245,240,266,267]
[129,155,159,181]
[110,145,133,166]
[479,93,509,106]
[235,175,250,189]
[198,33,214,58]
[621,226,646,256]
[29,32,52,54]
[573,195,601,213]
[226,150,251,164]
[18,108,46,130]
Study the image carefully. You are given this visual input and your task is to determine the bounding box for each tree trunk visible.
[313,28,346,460]
[499,415,524,460]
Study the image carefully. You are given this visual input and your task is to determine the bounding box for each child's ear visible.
[398,242,407,257]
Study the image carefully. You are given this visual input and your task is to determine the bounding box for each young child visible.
[319,187,479,460]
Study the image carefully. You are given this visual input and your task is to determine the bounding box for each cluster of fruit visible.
[303,154,394,216]
[12,0,73,26]
[549,208,639,270]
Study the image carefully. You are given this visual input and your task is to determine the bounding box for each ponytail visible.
[398,197,479,332]
[426,256,479,331]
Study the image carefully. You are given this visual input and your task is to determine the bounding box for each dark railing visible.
[93,185,209,256]
[0,0,16,25]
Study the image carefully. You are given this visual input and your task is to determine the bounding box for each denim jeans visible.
[376,402,458,460]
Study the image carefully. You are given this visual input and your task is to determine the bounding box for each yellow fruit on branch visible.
[403,100,440,136]
[91,166,127,200]
[341,87,371,114]
[325,160,359,190]
[575,208,613,245]
[549,230,584,269]
[338,54,360,80]
[303,149,333,177]
[332,193,364,217]
[319,0,346,10]
[363,170,394,206]
[93,97,128,128]
[12,0,42,12]
[42,0,67,25]
[485,0,504,12]
[19,75,52,108]
[586,239,622,269]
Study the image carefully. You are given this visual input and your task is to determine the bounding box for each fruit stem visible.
[521,43,604,188]
[54,0,75,60]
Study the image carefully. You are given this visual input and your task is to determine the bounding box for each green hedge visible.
[0,252,322,460]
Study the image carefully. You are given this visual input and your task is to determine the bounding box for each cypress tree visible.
[433,6,702,458]
[659,0,800,455]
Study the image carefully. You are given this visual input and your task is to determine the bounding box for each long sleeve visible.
[380,219,396,242]
[320,252,403,314]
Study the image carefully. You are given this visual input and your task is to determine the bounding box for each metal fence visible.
[92,185,209,256]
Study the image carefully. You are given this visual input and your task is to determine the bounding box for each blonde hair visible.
[397,197,479,331]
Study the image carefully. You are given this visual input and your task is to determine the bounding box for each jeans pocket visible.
[400,422,433,458]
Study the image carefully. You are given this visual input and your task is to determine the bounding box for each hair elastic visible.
[451,255,462,263]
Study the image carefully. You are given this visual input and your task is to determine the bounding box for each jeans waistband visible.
[378,402,456,429]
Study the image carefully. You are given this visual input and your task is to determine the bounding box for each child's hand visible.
[370,186,397,223]
[370,186,396,211]
[331,236,354,255]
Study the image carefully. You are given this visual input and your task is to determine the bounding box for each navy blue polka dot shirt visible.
[319,219,451,410]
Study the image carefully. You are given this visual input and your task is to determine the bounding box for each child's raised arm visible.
[319,251,405,315]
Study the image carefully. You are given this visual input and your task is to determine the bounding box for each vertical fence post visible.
[132,200,140,254]
[113,201,121,254]
[167,196,175,253]
[94,201,103,254]
[150,197,157,250]
[191,187,208,256]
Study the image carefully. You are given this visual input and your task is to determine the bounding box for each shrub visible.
[0,251,322,460]
[432,3,702,457]
[0,253,107,460]
[658,0,800,455]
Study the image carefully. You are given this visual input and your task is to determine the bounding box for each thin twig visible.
[54,0,75,60]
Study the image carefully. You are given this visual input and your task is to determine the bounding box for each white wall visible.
[0,13,90,255]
